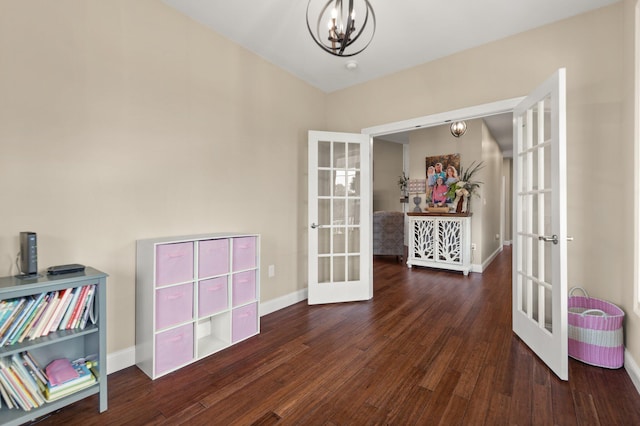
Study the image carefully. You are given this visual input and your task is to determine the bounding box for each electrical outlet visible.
[471,243,476,250]
[495,234,500,240]
[268,265,275,277]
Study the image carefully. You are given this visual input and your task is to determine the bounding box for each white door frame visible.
[362,97,524,258]
[362,98,524,139]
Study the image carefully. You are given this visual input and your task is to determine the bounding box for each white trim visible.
[362,97,525,137]
[470,245,503,273]
[625,349,640,395]
[107,346,136,375]
[504,240,512,246]
[260,288,308,316]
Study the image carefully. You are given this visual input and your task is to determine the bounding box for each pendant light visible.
[306,0,376,57]
[450,121,467,138]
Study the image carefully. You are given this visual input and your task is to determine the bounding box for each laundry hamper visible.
[568,287,624,369]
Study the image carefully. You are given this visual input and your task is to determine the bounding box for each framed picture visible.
[425,153,460,203]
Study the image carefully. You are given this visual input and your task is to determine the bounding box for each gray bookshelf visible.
[0,267,107,425]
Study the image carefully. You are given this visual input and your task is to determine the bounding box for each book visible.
[0,376,14,409]
[29,291,60,340]
[45,358,80,387]
[44,359,96,402]
[67,285,90,329]
[0,298,26,342]
[8,294,45,345]
[17,292,51,343]
[22,351,48,385]
[45,288,73,334]
[10,354,45,406]
[44,375,95,402]
[47,361,94,392]
[0,298,35,347]
[0,360,36,410]
[0,368,29,411]
[79,285,96,329]
[59,287,82,330]
[0,299,19,330]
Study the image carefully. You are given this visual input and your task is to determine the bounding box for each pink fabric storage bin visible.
[156,242,194,286]
[232,303,258,343]
[198,277,228,318]
[232,237,257,271]
[232,270,256,307]
[198,239,229,278]
[155,324,194,376]
[155,283,193,330]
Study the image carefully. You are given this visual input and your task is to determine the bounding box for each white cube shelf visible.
[136,233,260,379]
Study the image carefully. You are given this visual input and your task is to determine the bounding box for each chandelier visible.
[306,0,376,57]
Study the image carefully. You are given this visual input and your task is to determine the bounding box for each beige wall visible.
[0,1,325,354]
[372,139,404,212]
[327,3,640,362]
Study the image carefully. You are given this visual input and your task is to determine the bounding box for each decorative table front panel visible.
[407,213,471,275]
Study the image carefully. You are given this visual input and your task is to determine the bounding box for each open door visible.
[308,130,372,304]
[512,69,568,380]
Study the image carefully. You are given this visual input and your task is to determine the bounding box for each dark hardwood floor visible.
[33,247,640,425]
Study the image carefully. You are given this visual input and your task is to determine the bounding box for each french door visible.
[512,69,568,380]
[307,131,372,304]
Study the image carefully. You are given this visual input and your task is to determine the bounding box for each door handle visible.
[538,235,574,244]
[538,235,558,244]
[310,223,324,229]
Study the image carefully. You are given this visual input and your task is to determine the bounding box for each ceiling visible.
[161,0,619,152]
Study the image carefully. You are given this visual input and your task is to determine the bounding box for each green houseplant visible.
[446,161,484,212]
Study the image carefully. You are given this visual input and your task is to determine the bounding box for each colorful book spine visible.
[0,299,26,341]
[17,293,51,343]
[67,285,89,330]
[0,368,28,411]
[8,294,44,345]
[29,291,59,340]
[0,298,35,347]
[10,354,45,406]
[79,286,96,330]
[58,287,81,330]
[45,288,72,335]
[22,352,48,385]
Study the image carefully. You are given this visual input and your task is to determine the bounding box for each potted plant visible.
[446,161,484,213]
[398,172,409,203]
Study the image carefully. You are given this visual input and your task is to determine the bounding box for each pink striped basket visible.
[568,287,624,369]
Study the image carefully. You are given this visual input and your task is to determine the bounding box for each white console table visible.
[406,213,472,275]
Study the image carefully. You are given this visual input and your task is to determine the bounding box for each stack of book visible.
[0,352,47,411]
[0,352,97,410]
[43,358,96,402]
[0,284,97,347]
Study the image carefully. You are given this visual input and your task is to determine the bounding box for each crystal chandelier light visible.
[306,0,376,57]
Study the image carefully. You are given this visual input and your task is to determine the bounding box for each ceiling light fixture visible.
[306,0,376,57]
[450,121,467,138]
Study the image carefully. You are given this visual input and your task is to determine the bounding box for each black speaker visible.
[20,231,38,276]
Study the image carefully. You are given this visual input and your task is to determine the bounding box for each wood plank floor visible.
[33,247,640,425]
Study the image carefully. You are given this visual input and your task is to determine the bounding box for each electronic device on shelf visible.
[47,264,86,275]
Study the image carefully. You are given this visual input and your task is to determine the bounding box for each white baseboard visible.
[107,346,136,375]
[470,245,503,273]
[260,287,308,317]
[106,288,310,375]
[625,349,640,395]
[504,240,512,246]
